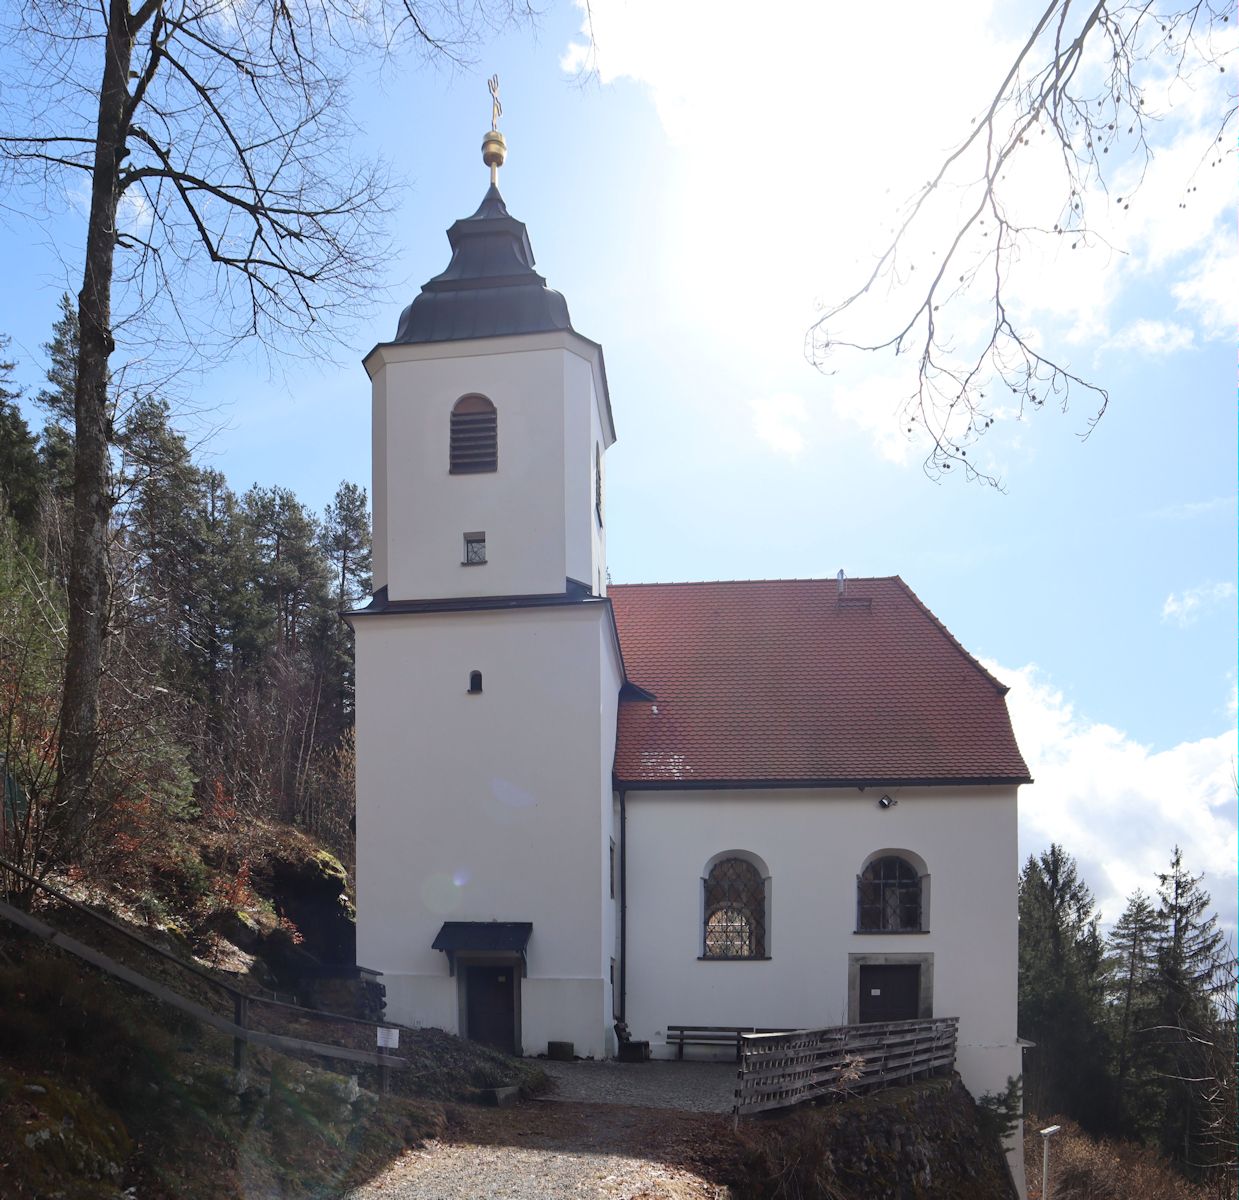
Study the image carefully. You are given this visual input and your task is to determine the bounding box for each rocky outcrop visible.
[199,832,365,1005]
[265,847,355,967]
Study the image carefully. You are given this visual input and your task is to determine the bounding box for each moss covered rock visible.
[3,1069,132,1200]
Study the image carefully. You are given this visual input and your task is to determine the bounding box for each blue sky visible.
[1,0,1234,930]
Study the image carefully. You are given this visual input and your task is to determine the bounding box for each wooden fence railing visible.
[0,857,406,1076]
[732,1016,958,1116]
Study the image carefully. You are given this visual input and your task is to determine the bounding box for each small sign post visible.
[376,1026,399,1094]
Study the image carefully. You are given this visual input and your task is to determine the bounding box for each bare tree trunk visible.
[53,0,133,828]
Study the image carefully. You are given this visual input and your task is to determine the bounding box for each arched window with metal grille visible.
[857,855,923,932]
[703,856,767,958]
[450,394,497,473]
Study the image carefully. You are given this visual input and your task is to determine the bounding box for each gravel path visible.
[538,1059,737,1113]
[344,1062,741,1199]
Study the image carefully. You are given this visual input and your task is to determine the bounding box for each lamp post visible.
[1038,1125,1061,1199]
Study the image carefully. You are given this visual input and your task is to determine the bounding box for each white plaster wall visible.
[365,333,611,603]
[598,626,623,1035]
[370,369,389,592]
[522,979,607,1056]
[611,792,622,971]
[581,358,611,603]
[562,352,593,590]
[352,603,617,1057]
[621,786,1020,1099]
[591,378,607,597]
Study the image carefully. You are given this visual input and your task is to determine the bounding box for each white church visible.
[345,121,1031,1119]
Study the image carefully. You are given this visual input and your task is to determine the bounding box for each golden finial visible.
[481,74,507,186]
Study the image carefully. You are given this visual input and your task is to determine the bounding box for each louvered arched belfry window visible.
[450,394,497,473]
[703,856,767,958]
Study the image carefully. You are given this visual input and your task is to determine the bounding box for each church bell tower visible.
[347,87,624,1059]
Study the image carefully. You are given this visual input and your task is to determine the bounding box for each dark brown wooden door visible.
[858,964,920,1023]
[465,965,516,1053]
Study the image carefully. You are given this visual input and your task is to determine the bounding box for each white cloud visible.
[562,1,1235,464]
[828,371,916,467]
[749,393,808,458]
[1162,582,1237,626]
[994,660,1238,934]
[1105,318,1195,356]
[118,190,154,239]
[1151,495,1237,520]
[1172,228,1239,341]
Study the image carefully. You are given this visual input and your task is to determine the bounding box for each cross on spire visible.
[481,74,507,186]
[488,74,502,131]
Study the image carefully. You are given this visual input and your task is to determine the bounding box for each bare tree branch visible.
[0,0,534,869]
[809,0,1236,486]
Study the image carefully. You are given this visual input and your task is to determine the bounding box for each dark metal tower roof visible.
[393,185,575,344]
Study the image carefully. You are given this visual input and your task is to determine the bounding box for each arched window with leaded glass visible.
[702,854,768,959]
[856,853,926,932]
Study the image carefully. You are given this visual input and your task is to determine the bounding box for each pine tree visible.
[1018,844,1113,1128]
[227,485,332,819]
[243,485,327,657]
[33,294,79,505]
[34,293,78,428]
[321,480,371,610]
[1155,847,1228,1016]
[207,478,267,679]
[1147,847,1231,1174]
[114,396,207,690]
[36,424,75,509]
[0,339,43,536]
[319,480,371,737]
[0,513,68,893]
[1106,888,1164,1139]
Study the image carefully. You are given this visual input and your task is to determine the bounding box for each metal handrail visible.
[0,897,405,1072]
[0,854,403,1066]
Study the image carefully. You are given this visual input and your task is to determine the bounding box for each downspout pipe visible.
[618,786,627,1023]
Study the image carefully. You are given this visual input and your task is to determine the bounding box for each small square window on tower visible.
[463,532,487,565]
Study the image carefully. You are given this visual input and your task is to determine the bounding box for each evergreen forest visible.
[1019,843,1236,1192]
[1,300,367,887]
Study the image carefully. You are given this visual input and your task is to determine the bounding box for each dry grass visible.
[732,1078,1016,1200]
[1024,1115,1209,1200]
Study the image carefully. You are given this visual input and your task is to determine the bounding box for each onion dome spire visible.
[391,74,575,345]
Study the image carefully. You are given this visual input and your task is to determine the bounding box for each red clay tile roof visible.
[609,577,1030,788]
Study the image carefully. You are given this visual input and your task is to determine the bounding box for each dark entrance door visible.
[465,965,516,1053]
[858,964,921,1023]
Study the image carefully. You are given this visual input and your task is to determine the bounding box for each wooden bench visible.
[666,1025,791,1062]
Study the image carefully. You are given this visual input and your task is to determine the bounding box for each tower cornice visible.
[363,328,616,447]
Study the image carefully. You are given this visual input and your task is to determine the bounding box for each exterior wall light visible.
[1039,1124,1061,1199]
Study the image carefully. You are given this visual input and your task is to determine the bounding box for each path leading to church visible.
[344,1062,740,1199]
[538,1059,736,1112]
